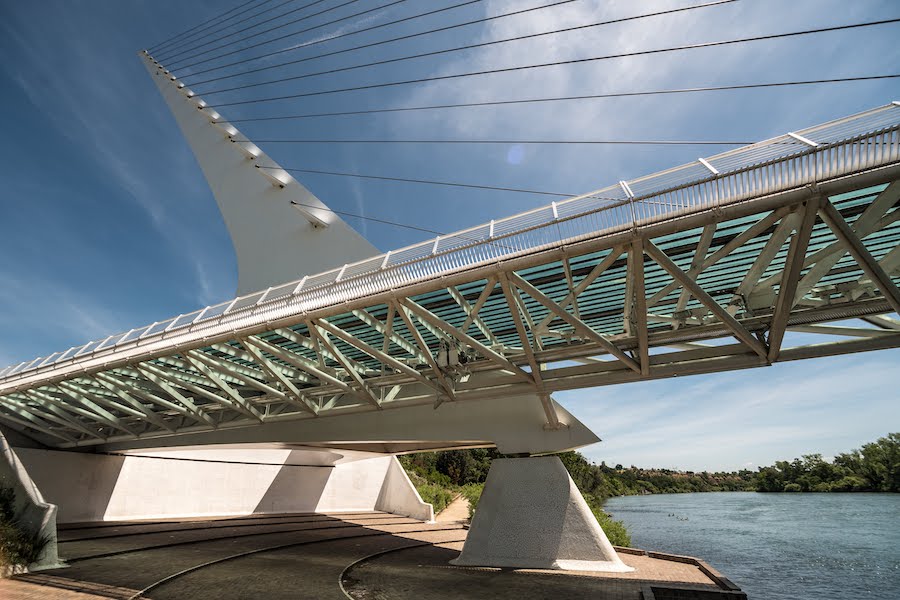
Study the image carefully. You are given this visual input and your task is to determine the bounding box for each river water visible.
[605,492,900,599]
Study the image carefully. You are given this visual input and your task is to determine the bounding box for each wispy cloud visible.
[0,13,233,313]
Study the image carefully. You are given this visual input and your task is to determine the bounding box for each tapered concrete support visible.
[0,429,61,572]
[451,457,632,572]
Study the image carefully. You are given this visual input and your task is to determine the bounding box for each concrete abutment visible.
[452,456,633,572]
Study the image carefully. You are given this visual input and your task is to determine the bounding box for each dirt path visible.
[435,495,470,523]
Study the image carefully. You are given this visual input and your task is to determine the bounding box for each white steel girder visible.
[2,97,899,450]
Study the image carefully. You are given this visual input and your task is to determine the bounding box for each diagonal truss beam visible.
[759,181,899,300]
[508,271,642,373]
[88,375,175,432]
[209,342,313,384]
[0,404,77,443]
[273,327,369,375]
[97,371,212,428]
[644,240,769,359]
[394,303,457,404]
[243,334,366,404]
[180,351,272,421]
[863,315,900,330]
[126,364,221,428]
[460,278,499,339]
[499,274,545,390]
[820,200,900,314]
[647,207,791,308]
[729,210,800,315]
[15,392,104,440]
[46,384,138,437]
[313,318,447,399]
[400,298,534,384]
[767,198,820,361]
[308,322,381,409]
[535,247,623,332]
[237,340,318,415]
[448,284,501,348]
[59,380,149,423]
[674,224,716,325]
[138,360,259,422]
[351,308,427,363]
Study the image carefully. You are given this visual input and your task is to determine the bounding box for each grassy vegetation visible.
[0,486,49,575]
[398,433,898,550]
[406,471,456,514]
[459,483,484,519]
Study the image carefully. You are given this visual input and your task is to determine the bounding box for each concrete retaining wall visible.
[12,448,431,524]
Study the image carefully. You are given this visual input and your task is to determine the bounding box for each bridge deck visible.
[1,103,898,448]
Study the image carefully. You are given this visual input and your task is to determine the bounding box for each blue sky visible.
[1,0,898,470]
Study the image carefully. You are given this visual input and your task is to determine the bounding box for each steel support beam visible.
[820,200,900,314]
[644,240,769,359]
[508,272,642,373]
[768,198,820,361]
[400,298,534,384]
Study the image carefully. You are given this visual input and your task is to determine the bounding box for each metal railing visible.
[2,102,898,381]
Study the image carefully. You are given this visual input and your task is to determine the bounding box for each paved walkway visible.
[435,494,470,523]
[0,512,742,599]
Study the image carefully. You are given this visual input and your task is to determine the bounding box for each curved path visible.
[2,512,738,599]
[4,512,466,600]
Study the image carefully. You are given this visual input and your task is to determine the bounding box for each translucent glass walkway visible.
[1,102,898,448]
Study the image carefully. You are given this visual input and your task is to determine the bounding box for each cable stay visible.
[261,165,604,198]
[147,0,267,53]
[164,0,367,67]
[194,0,737,95]
[179,0,487,78]
[158,0,341,63]
[202,18,900,107]
[224,75,900,122]
[155,0,303,60]
[238,138,752,145]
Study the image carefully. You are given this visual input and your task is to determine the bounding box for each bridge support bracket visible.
[451,456,633,572]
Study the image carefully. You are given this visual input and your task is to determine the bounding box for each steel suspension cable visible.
[180,0,560,78]
[260,165,589,197]
[205,18,900,108]
[240,138,751,145]
[292,202,444,235]
[155,1,289,59]
[158,0,340,63]
[164,0,362,67]
[223,75,900,122]
[148,0,266,53]
[169,0,410,76]
[269,170,622,236]
[155,0,302,60]
[197,0,739,96]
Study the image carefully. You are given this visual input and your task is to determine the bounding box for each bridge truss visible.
[1,96,898,449]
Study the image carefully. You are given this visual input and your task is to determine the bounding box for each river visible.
[604,492,900,599]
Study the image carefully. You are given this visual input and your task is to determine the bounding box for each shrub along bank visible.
[398,433,898,548]
[0,486,49,575]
